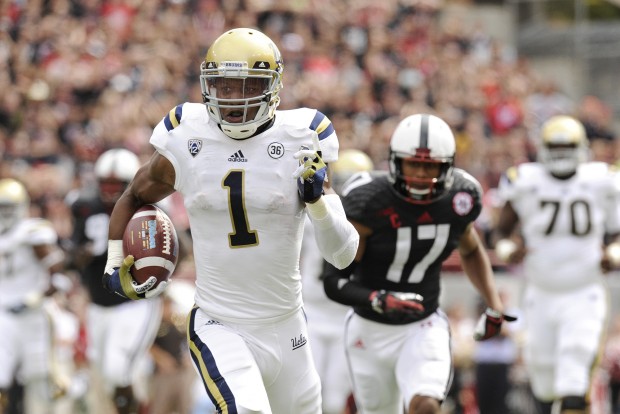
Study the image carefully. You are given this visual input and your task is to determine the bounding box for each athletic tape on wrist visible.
[105,240,124,270]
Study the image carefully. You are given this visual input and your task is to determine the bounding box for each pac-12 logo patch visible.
[453,192,474,216]
[188,139,202,157]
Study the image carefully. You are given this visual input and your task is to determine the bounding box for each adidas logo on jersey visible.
[228,150,247,162]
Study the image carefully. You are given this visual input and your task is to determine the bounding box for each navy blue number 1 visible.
[223,170,258,248]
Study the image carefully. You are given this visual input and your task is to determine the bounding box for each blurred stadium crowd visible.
[0,0,619,413]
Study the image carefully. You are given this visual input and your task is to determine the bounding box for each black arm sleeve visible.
[322,260,374,308]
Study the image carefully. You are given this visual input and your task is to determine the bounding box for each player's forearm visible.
[323,261,373,307]
[108,191,143,240]
[461,246,503,311]
[307,194,359,269]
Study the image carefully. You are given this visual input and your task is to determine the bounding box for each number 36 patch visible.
[268,142,285,159]
[453,192,474,216]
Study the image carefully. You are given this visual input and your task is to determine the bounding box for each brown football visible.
[122,204,179,286]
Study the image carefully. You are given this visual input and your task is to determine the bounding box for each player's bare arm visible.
[108,152,176,240]
[104,151,176,300]
[494,200,526,263]
[351,219,371,261]
[460,223,517,340]
[602,231,620,272]
[458,223,503,312]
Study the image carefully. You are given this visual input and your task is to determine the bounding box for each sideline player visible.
[102,28,359,413]
[301,149,374,414]
[0,178,68,414]
[68,149,162,414]
[494,115,620,414]
[322,114,514,414]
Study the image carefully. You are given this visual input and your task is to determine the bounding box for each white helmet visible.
[0,178,29,233]
[94,149,140,204]
[389,114,455,203]
[200,28,284,140]
[538,115,588,177]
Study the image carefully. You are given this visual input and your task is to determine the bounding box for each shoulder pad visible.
[341,171,374,197]
[163,104,184,132]
[309,110,335,141]
[455,169,483,194]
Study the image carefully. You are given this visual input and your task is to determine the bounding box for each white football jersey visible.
[0,218,57,308]
[151,103,339,321]
[498,162,620,290]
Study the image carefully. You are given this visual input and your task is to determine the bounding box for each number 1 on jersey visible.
[222,170,258,248]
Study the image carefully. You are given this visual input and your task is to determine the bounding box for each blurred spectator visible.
[445,302,476,414]
[602,315,620,414]
[148,292,196,414]
[578,96,617,164]
[473,292,520,414]
[1,1,617,413]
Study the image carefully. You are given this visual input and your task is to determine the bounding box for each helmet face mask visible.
[0,179,29,233]
[538,115,588,178]
[388,114,455,204]
[200,28,283,140]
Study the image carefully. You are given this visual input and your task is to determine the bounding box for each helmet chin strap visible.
[219,114,276,139]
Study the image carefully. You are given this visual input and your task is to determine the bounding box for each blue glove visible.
[293,148,327,202]
[103,255,168,300]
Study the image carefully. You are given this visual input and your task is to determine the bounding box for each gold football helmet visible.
[539,115,588,177]
[330,149,374,193]
[0,178,29,233]
[200,28,284,139]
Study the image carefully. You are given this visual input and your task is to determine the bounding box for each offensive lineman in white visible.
[0,179,67,413]
[495,115,620,414]
[102,28,359,413]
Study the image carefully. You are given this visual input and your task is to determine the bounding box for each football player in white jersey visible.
[0,179,67,414]
[322,114,514,414]
[495,115,620,414]
[301,149,374,414]
[67,149,163,414]
[102,28,359,414]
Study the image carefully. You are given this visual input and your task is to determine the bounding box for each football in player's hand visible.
[122,204,179,287]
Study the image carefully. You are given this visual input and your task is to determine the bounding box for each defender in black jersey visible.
[322,114,513,414]
[67,149,162,414]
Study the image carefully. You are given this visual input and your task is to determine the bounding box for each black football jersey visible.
[70,195,129,307]
[341,169,482,323]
